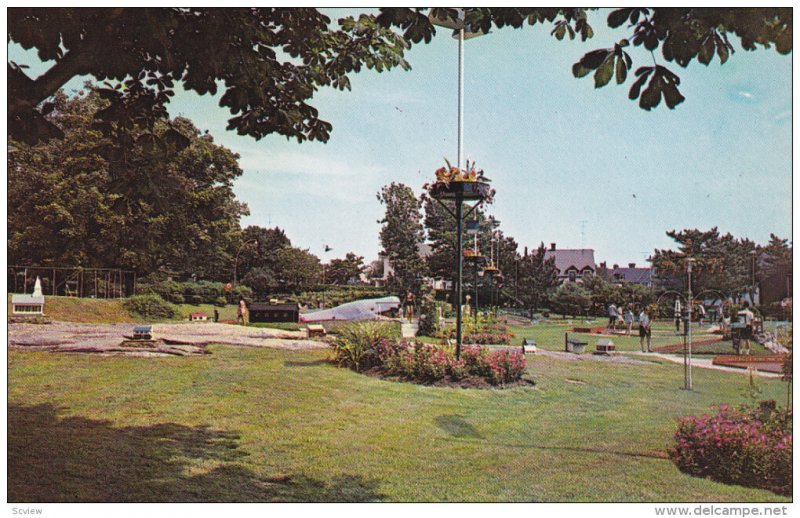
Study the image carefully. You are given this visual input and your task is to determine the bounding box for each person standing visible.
[623,305,635,336]
[638,306,652,353]
[738,301,755,355]
[608,303,619,330]
[237,295,249,326]
[403,291,416,321]
[696,303,706,328]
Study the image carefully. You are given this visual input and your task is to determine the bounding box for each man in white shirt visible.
[638,307,652,353]
[738,301,755,355]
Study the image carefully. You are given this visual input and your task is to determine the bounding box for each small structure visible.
[132,325,153,340]
[11,276,45,316]
[189,313,208,322]
[521,338,537,354]
[306,324,326,338]
[595,338,616,354]
[250,302,300,323]
[564,333,587,353]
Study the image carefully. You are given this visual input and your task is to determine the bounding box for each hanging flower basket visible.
[483,265,499,274]
[425,158,495,202]
[463,251,486,263]
[429,180,492,200]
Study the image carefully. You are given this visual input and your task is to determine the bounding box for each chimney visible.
[613,264,619,270]
[550,242,556,251]
[628,262,636,268]
[600,261,607,269]
[524,246,528,257]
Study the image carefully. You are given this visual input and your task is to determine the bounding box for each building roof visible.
[544,249,596,274]
[11,294,44,304]
[611,267,652,285]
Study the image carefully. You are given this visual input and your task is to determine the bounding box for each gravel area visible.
[8,321,328,355]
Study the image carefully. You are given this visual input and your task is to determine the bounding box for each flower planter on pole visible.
[427,163,495,360]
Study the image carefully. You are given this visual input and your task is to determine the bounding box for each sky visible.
[9,8,793,267]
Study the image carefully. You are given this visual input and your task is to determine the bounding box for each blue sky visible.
[9,8,792,267]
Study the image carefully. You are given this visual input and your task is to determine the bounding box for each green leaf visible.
[594,56,613,88]
[615,55,627,84]
[639,76,662,110]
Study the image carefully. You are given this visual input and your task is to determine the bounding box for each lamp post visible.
[685,258,696,391]
[749,249,758,306]
[233,239,258,287]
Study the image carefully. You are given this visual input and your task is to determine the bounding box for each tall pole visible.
[686,259,695,390]
[457,27,464,171]
[456,194,464,360]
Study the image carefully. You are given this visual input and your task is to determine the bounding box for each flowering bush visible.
[359,340,526,387]
[669,402,792,496]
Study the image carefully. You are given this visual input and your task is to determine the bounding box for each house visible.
[375,243,433,287]
[543,243,596,283]
[598,262,653,287]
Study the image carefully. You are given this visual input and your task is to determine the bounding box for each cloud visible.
[737,90,754,99]
[237,148,385,179]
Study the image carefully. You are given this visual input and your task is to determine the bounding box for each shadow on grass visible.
[435,415,484,439]
[8,403,384,502]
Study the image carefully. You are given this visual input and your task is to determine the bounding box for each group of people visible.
[607,303,654,352]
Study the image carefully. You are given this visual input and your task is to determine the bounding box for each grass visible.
[506,320,770,355]
[8,343,790,502]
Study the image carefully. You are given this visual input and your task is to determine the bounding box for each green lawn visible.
[507,320,769,355]
[8,344,789,502]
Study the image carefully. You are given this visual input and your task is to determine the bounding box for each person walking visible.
[638,306,653,353]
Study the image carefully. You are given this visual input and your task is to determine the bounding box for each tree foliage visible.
[8,8,411,145]
[377,182,426,295]
[651,227,760,296]
[326,252,367,285]
[8,89,247,279]
[516,243,560,312]
[377,7,791,111]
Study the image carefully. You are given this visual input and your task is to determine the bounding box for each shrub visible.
[669,403,792,496]
[213,296,228,307]
[416,295,440,337]
[330,321,401,372]
[124,294,178,320]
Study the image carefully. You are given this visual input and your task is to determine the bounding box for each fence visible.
[7,266,136,298]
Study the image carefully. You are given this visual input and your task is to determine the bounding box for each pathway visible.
[401,318,418,339]
[626,351,783,378]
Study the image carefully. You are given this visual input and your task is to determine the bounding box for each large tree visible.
[8,8,411,145]
[377,182,426,294]
[516,243,560,313]
[8,89,247,279]
[651,227,758,297]
[377,8,791,111]
[326,252,367,285]
[10,9,791,146]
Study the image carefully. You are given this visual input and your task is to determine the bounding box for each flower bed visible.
[669,401,792,496]
[374,341,527,387]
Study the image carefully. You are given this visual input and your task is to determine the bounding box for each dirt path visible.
[8,321,328,355]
